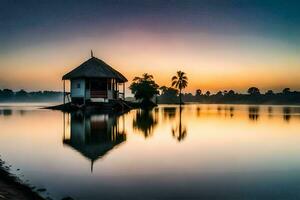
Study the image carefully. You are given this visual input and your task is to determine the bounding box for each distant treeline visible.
[158,87,300,105]
[0,89,63,102]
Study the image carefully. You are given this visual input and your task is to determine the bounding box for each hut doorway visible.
[90,79,108,98]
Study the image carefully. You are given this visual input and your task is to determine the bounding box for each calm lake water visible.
[0,103,300,200]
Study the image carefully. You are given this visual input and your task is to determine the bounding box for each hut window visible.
[77,83,80,88]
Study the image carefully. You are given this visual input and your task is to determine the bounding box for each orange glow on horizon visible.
[1,31,299,93]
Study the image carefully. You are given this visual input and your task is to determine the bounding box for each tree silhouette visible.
[156,87,300,105]
[15,89,28,98]
[171,71,188,105]
[265,90,274,95]
[130,73,159,106]
[158,86,179,104]
[247,87,260,95]
[159,86,168,94]
[195,89,202,96]
[227,90,235,96]
[282,88,291,95]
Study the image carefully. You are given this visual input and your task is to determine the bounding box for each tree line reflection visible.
[194,105,298,122]
[247,106,296,122]
[132,106,188,142]
[0,109,27,116]
[61,105,300,171]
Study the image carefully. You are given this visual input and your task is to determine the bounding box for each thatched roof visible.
[62,57,127,82]
[63,136,126,172]
[63,137,126,161]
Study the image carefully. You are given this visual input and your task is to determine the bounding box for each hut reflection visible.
[63,112,126,172]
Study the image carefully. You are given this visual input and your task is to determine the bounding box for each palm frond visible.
[171,81,177,87]
[132,76,141,82]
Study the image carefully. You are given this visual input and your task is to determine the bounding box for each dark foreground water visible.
[0,103,300,200]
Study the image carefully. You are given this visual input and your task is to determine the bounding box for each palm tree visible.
[171,71,188,105]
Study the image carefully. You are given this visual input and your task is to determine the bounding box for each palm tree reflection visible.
[172,106,187,142]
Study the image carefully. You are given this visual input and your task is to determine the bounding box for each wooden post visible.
[63,112,65,140]
[115,80,118,99]
[63,80,65,105]
[106,78,108,102]
[84,79,86,105]
[123,82,125,100]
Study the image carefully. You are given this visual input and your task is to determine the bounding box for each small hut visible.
[62,52,127,105]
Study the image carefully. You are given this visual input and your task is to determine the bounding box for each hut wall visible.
[70,114,86,144]
[85,87,91,99]
[107,90,113,99]
[71,79,85,98]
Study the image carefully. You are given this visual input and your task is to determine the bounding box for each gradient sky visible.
[0,0,300,93]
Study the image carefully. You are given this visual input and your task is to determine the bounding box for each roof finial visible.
[91,160,94,173]
[91,50,94,58]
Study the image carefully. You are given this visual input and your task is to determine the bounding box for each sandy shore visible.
[0,160,46,200]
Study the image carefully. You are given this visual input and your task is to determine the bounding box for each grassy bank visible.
[0,159,46,200]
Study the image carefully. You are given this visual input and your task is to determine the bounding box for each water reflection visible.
[196,106,201,117]
[163,107,176,120]
[224,106,234,118]
[268,106,273,118]
[229,106,234,118]
[248,106,260,121]
[283,107,291,122]
[63,111,126,172]
[133,109,158,138]
[172,106,187,142]
[18,110,27,116]
[1,104,300,200]
[0,108,29,116]
[0,109,12,116]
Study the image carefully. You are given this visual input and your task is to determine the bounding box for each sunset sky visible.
[0,0,300,94]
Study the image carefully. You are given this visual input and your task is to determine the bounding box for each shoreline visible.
[0,159,46,200]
